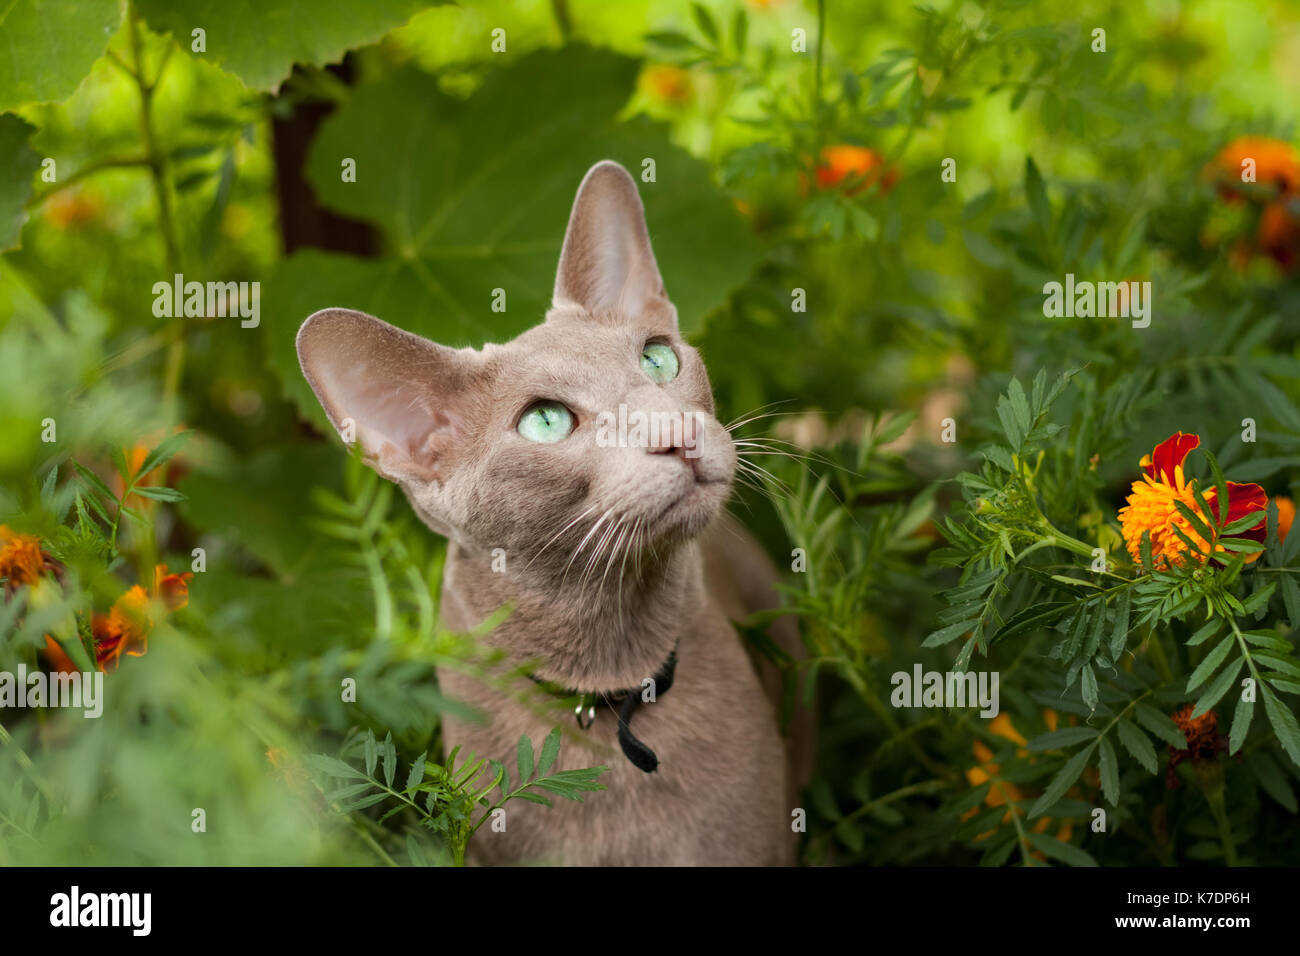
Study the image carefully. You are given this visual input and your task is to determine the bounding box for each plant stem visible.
[0,721,54,803]
[127,2,185,405]
[550,0,572,40]
[813,0,825,143]
[1205,788,1238,866]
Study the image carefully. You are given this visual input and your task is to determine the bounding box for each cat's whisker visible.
[732,461,789,507]
[562,507,614,585]
[580,514,625,593]
[594,517,631,596]
[724,409,808,434]
[732,438,861,477]
[723,399,797,432]
[526,504,599,571]
[734,456,791,495]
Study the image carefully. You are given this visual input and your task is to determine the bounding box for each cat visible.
[296,160,810,865]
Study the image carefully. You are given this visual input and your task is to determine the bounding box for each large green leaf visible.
[0,0,122,111]
[0,114,40,250]
[266,47,762,427]
[135,0,443,92]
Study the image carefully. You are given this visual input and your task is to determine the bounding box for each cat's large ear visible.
[296,308,478,485]
[552,160,669,319]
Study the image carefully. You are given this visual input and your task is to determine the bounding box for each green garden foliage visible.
[2,0,1299,865]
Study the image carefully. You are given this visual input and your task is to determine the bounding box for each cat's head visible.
[296,161,735,582]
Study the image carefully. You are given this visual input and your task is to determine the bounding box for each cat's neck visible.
[440,537,701,692]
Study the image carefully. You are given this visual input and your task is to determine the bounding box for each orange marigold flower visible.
[0,526,51,593]
[640,64,692,103]
[1275,496,1295,543]
[1205,136,1300,202]
[91,564,192,672]
[1257,197,1300,272]
[809,145,899,196]
[43,635,79,675]
[965,712,1074,850]
[1168,704,1227,787]
[45,189,103,230]
[1117,433,1268,567]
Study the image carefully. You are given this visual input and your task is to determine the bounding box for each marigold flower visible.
[1205,136,1300,201]
[44,189,103,230]
[808,145,899,196]
[1257,197,1300,272]
[640,64,692,103]
[0,527,51,594]
[1167,704,1227,788]
[1117,433,1268,567]
[1275,496,1295,543]
[965,711,1072,850]
[92,564,192,672]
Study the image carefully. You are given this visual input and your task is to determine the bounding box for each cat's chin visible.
[649,477,731,543]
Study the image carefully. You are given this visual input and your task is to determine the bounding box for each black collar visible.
[528,646,678,773]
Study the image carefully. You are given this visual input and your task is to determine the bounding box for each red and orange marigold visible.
[1117,433,1268,567]
[808,145,899,196]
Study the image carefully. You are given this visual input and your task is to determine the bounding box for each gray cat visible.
[297,161,810,865]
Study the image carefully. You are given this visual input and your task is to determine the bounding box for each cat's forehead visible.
[493,305,677,359]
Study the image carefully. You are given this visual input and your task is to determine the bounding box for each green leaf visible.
[71,461,116,502]
[405,751,427,791]
[1024,156,1051,234]
[135,0,445,92]
[1203,448,1231,526]
[1229,692,1254,755]
[0,0,122,111]
[691,3,719,44]
[1187,634,1235,693]
[1256,654,1300,679]
[1134,702,1186,747]
[303,753,368,780]
[1025,727,1099,751]
[1007,377,1032,436]
[922,619,975,647]
[133,430,193,485]
[0,114,41,252]
[1109,588,1131,660]
[1246,750,1297,812]
[510,791,552,807]
[536,728,562,778]
[1191,655,1243,719]
[269,49,762,429]
[1187,618,1222,647]
[1098,737,1119,805]
[517,733,534,784]
[992,602,1071,644]
[1116,718,1157,774]
[1172,500,1215,554]
[731,8,748,53]
[364,730,377,777]
[1261,684,1300,769]
[382,732,396,788]
[1029,744,1096,819]
[488,759,509,797]
[1280,574,1300,629]
[130,485,187,503]
[1080,664,1098,712]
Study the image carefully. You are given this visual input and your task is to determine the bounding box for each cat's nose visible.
[648,436,700,474]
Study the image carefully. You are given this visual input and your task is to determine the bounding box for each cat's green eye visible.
[517,401,574,443]
[640,343,679,384]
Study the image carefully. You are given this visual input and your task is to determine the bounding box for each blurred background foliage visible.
[2,0,1300,865]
